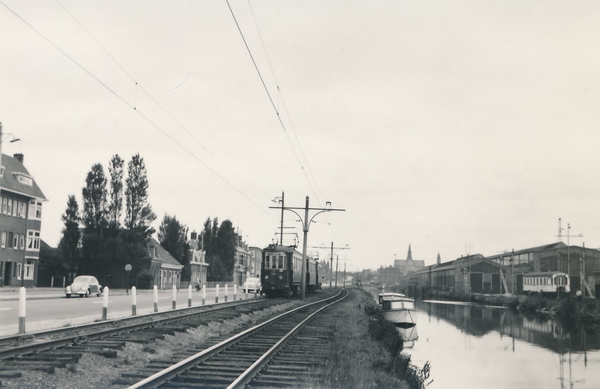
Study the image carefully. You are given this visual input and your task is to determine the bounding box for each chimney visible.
[14,153,23,164]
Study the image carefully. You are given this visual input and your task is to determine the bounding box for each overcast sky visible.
[1,0,599,271]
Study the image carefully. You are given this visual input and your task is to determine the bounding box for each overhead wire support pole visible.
[270,196,345,300]
[310,243,350,289]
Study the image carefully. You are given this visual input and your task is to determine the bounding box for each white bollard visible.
[153,285,158,312]
[102,286,109,320]
[18,287,26,334]
[131,286,137,316]
[172,284,177,309]
[216,284,219,303]
[188,284,192,307]
[234,284,237,301]
[202,284,206,305]
[245,285,248,300]
[225,284,228,302]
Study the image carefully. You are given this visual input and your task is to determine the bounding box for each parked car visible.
[242,277,262,294]
[65,276,103,298]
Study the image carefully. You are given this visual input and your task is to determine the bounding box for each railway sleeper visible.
[0,371,23,378]
[13,355,80,363]
[0,365,55,374]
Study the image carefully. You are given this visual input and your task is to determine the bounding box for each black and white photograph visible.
[1,1,599,388]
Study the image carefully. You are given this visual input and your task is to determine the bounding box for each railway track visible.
[121,289,347,389]
[0,296,284,386]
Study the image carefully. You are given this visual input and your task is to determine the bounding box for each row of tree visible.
[39,154,243,288]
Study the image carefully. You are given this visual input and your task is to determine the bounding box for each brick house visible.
[0,153,46,287]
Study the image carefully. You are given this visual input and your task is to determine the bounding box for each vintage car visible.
[242,277,262,294]
[65,275,103,298]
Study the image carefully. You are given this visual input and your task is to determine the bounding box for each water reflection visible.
[418,300,600,388]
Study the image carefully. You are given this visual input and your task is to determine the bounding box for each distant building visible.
[394,245,425,275]
[0,153,46,287]
[248,246,263,279]
[187,231,208,286]
[234,236,250,285]
[147,237,183,289]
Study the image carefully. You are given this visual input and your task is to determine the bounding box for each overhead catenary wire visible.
[0,0,273,219]
[54,0,272,199]
[225,0,321,203]
[246,0,329,208]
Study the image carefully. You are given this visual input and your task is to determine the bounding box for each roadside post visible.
[102,286,109,320]
[202,284,206,305]
[188,284,192,307]
[153,285,158,312]
[216,284,219,303]
[172,284,177,309]
[18,287,26,334]
[234,284,237,301]
[125,264,132,294]
[131,286,137,316]
[244,285,248,300]
[225,284,228,302]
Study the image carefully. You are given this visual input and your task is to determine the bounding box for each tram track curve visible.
[124,289,348,389]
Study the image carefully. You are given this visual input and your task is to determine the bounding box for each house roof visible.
[0,154,46,200]
[147,237,183,269]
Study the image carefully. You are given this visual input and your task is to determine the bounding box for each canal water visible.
[404,300,600,388]
[369,291,600,388]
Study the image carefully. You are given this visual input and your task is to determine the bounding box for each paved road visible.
[0,287,262,337]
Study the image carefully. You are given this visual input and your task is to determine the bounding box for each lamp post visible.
[270,196,344,300]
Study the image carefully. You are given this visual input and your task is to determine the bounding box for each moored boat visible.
[379,292,417,330]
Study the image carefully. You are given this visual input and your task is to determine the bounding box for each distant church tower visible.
[407,244,413,261]
[437,253,441,265]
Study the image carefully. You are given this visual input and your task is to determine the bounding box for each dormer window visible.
[14,173,33,186]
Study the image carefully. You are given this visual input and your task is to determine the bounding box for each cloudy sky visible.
[1,0,599,271]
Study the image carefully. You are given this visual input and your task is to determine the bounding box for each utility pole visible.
[310,243,350,289]
[279,191,284,245]
[270,196,344,300]
[335,255,339,288]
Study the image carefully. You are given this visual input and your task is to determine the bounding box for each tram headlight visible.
[279,275,283,280]
[265,275,269,279]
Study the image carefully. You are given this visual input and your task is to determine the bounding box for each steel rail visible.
[0,298,271,359]
[228,289,348,389]
[126,290,345,389]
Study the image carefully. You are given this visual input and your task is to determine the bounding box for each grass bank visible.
[317,289,431,389]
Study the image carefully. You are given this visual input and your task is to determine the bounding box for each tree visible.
[206,218,236,281]
[81,163,108,232]
[58,195,81,274]
[125,154,156,230]
[107,154,124,228]
[158,214,190,281]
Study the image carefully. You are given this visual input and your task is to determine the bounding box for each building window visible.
[2,198,6,214]
[19,234,25,250]
[12,233,18,250]
[7,199,12,216]
[28,200,42,220]
[12,202,18,217]
[16,175,33,186]
[27,231,40,251]
[18,202,24,218]
[1,232,4,248]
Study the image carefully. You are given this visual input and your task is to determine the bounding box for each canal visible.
[402,300,600,388]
